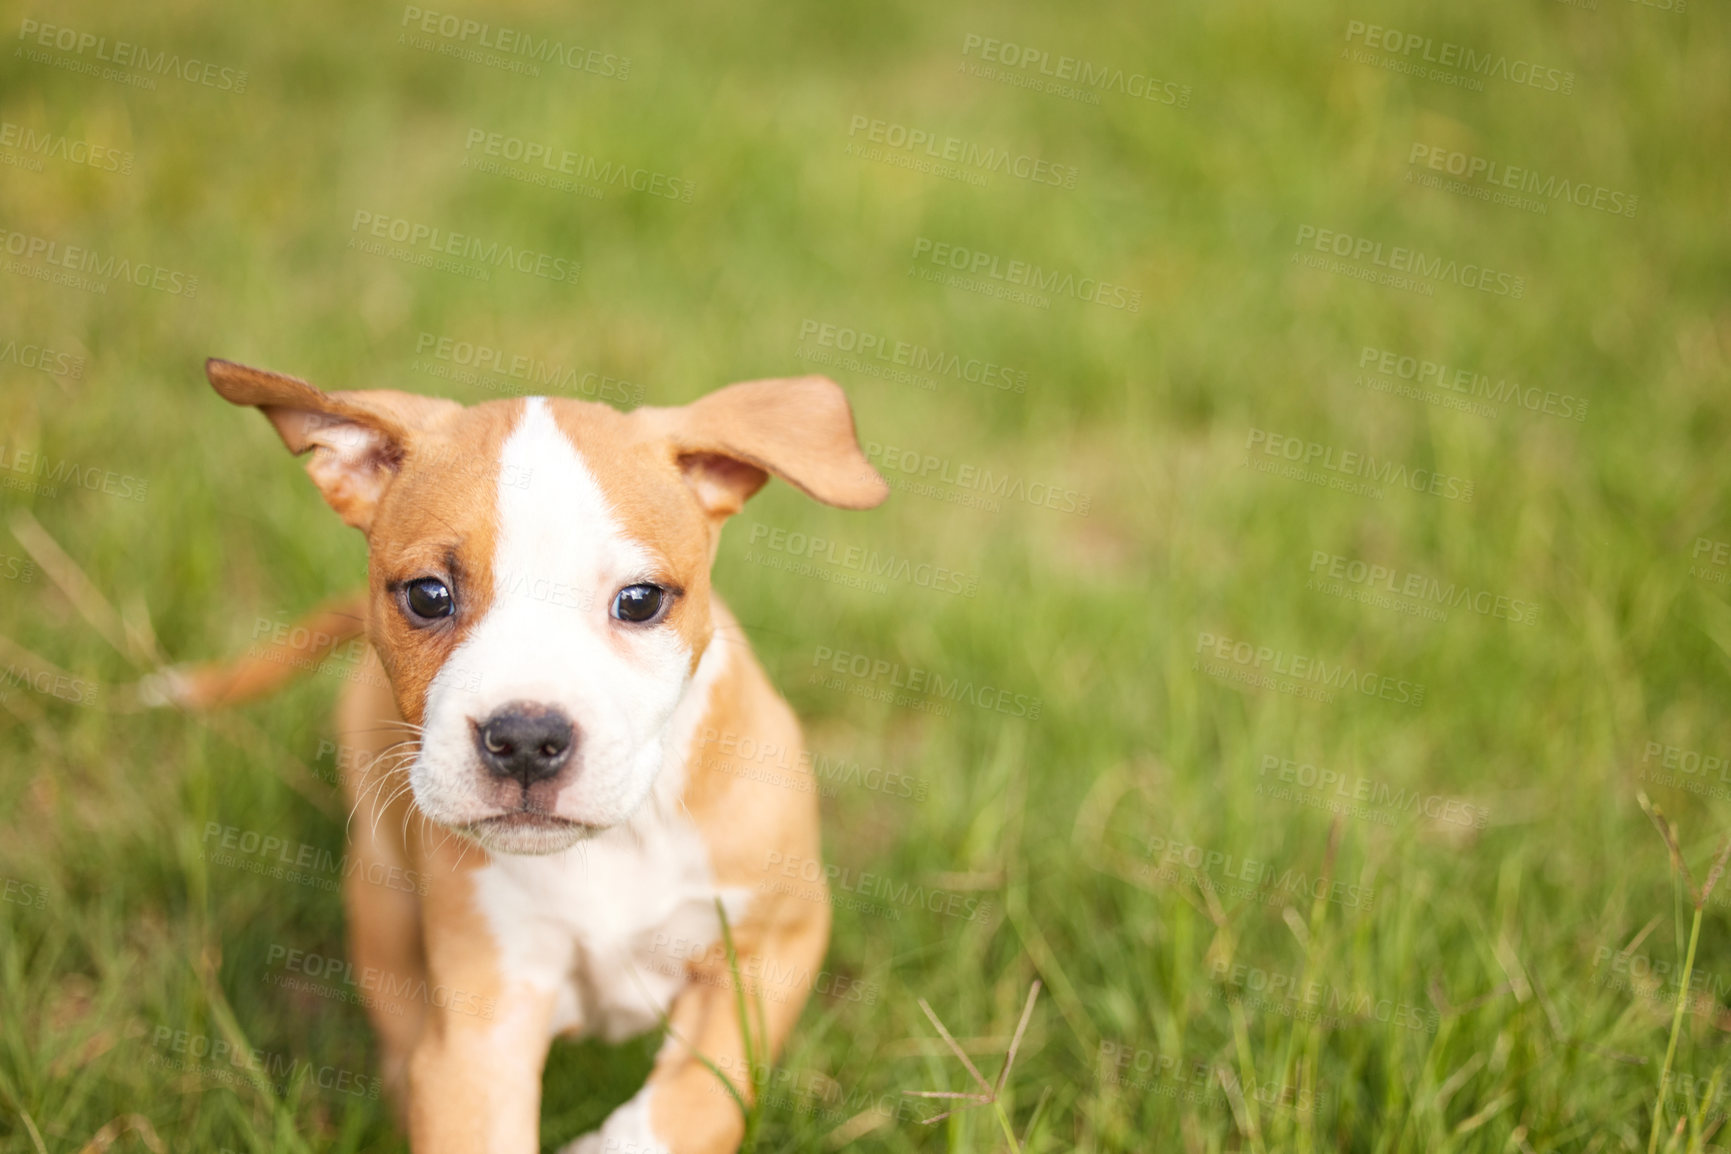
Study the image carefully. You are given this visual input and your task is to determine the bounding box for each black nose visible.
[473,704,575,786]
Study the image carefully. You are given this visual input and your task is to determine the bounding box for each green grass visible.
[2,0,1730,1149]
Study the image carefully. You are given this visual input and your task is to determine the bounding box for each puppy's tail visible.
[138,591,371,710]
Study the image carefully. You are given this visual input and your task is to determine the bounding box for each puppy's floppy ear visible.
[205,358,459,533]
[654,375,889,518]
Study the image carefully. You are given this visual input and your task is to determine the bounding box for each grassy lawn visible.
[2,0,1729,1150]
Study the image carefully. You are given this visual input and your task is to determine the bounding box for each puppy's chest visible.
[470,805,748,1042]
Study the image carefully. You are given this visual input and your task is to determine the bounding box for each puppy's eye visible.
[612,583,665,623]
[404,577,454,622]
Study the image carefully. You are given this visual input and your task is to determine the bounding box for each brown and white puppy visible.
[200,359,886,1153]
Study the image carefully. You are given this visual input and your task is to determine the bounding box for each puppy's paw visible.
[560,1087,670,1154]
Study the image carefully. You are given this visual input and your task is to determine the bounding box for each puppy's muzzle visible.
[473,703,575,788]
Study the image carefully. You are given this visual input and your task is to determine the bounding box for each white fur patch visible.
[469,609,752,1042]
[560,1085,668,1154]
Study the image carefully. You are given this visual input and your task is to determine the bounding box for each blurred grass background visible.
[2,0,1729,1150]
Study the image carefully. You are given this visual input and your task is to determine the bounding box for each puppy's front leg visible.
[408,991,556,1153]
[407,870,559,1154]
[568,890,832,1154]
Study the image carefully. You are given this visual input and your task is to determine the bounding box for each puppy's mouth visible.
[469,811,577,830]
[460,807,598,855]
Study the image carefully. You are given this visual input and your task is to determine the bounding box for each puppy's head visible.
[207,359,886,854]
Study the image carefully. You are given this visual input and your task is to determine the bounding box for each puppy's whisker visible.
[368,783,411,838]
[370,751,420,778]
[350,723,426,744]
[372,779,416,843]
[345,768,399,833]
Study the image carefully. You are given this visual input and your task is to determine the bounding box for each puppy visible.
[195,359,886,1153]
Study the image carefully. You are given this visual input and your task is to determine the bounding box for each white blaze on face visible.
[410,398,693,850]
